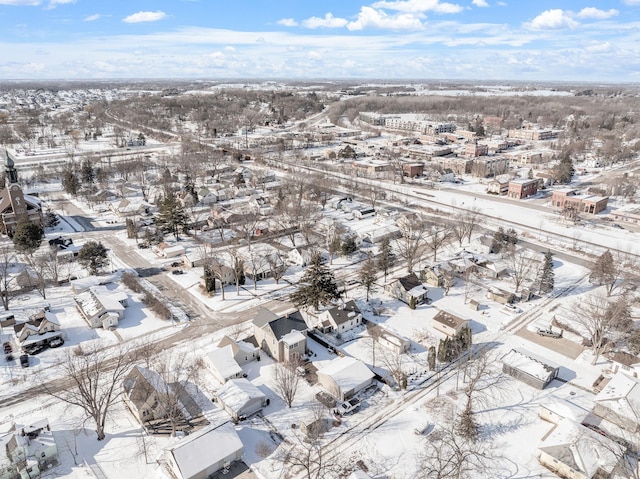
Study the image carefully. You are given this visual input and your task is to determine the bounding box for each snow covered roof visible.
[594,372,640,424]
[317,357,374,392]
[538,419,622,478]
[206,345,243,381]
[216,378,265,413]
[540,397,590,424]
[166,422,242,479]
[324,300,361,326]
[501,348,560,381]
[281,330,306,346]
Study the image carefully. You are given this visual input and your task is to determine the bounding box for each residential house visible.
[317,357,375,401]
[206,346,244,384]
[181,250,207,269]
[507,179,538,199]
[217,335,260,365]
[385,272,428,305]
[0,419,58,479]
[368,323,411,354]
[123,365,175,425]
[13,310,62,348]
[108,198,150,218]
[423,264,449,287]
[215,378,267,421]
[163,422,243,479]
[287,245,321,267]
[486,178,510,195]
[501,348,560,389]
[432,310,471,338]
[317,300,362,334]
[537,418,622,479]
[74,286,128,329]
[156,243,186,259]
[592,372,640,432]
[539,397,590,426]
[487,287,515,304]
[604,351,640,377]
[252,309,308,362]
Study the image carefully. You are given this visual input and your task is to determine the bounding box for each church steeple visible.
[5,151,18,185]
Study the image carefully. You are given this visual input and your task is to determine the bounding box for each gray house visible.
[252,309,307,362]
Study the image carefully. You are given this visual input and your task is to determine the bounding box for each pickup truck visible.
[333,398,361,416]
[536,328,562,338]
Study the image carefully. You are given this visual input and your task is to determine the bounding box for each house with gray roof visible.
[252,309,308,362]
[318,300,362,334]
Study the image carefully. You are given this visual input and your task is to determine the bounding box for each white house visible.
[318,300,362,334]
[206,345,244,384]
[0,419,58,479]
[159,244,186,259]
[593,372,640,432]
[432,310,471,338]
[317,356,375,401]
[164,422,243,479]
[215,378,268,421]
[74,286,128,329]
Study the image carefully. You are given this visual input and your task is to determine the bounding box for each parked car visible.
[24,344,47,355]
[137,242,150,249]
[172,269,184,275]
[2,341,12,354]
[612,224,625,230]
[170,261,182,268]
[48,337,64,348]
[536,328,562,338]
[501,304,521,314]
[333,398,361,416]
[20,354,29,368]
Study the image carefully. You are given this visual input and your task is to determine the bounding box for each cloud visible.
[277,18,298,27]
[123,11,166,24]
[370,0,464,14]
[472,0,489,7]
[528,9,578,30]
[0,0,40,4]
[45,0,75,8]
[302,13,348,29]
[83,13,102,22]
[576,7,618,19]
[623,0,640,4]
[497,1,507,5]
[347,6,424,30]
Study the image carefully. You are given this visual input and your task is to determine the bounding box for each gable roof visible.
[325,300,361,326]
[432,310,469,330]
[594,372,640,424]
[397,272,422,291]
[166,422,242,479]
[216,378,265,412]
[317,357,374,392]
[206,345,243,381]
[253,309,308,341]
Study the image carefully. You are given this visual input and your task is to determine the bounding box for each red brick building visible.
[507,179,539,199]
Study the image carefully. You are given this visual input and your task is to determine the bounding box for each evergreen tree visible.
[340,235,358,257]
[78,241,108,275]
[358,253,378,301]
[12,219,43,255]
[62,170,80,195]
[80,158,95,186]
[552,153,575,184]
[538,250,555,294]
[589,250,616,287]
[490,227,505,254]
[377,237,394,281]
[290,252,341,311]
[427,346,436,371]
[155,193,189,240]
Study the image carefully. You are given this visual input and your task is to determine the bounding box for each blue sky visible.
[1,0,639,81]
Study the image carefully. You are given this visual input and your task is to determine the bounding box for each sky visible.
[0,0,639,82]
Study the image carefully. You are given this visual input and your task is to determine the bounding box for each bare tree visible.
[425,221,453,262]
[227,249,245,295]
[358,253,378,302]
[380,348,407,390]
[266,251,287,285]
[504,248,537,293]
[574,293,632,365]
[396,213,427,272]
[457,351,504,440]
[0,243,16,310]
[273,358,302,408]
[452,207,482,247]
[43,343,134,440]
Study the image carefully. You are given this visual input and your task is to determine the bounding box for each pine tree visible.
[12,219,44,255]
[490,227,505,254]
[289,252,341,311]
[377,237,394,281]
[538,250,555,294]
[77,241,108,275]
[427,346,436,371]
[155,193,189,240]
[62,170,80,195]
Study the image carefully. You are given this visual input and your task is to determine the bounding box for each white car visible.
[501,304,521,314]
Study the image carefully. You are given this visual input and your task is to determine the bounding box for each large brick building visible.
[551,189,608,215]
[507,179,539,199]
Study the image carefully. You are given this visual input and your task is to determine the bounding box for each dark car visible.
[20,354,29,368]
[2,341,12,354]
[24,344,47,355]
[172,269,184,275]
[170,261,182,268]
[137,242,150,249]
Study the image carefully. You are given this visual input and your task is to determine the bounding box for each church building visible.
[0,151,42,235]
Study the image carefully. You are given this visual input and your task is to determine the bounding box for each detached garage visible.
[216,378,267,421]
[317,356,375,401]
[502,348,560,390]
[164,422,243,479]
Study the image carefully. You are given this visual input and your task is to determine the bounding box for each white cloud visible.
[472,0,489,7]
[370,0,464,14]
[497,1,507,5]
[0,0,40,4]
[46,0,75,8]
[576,7,618,19]
[123,11,166,24]
[301,13,348,29]
[277,18,298,27]
[83,14,101,22]
[347,6,424,30]
[623,0,640,4]
[528,9,578,30]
